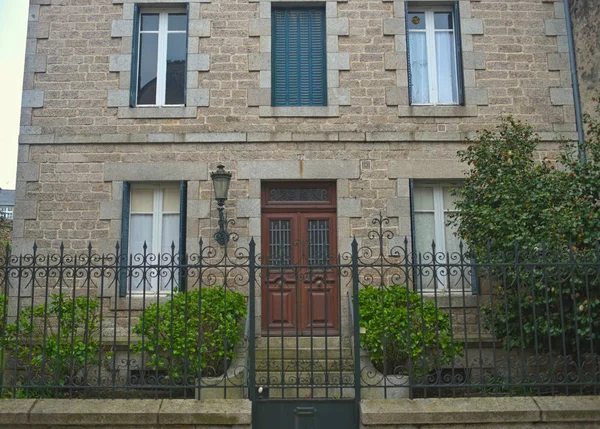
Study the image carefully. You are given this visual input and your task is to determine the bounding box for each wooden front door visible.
[261,182,339,335]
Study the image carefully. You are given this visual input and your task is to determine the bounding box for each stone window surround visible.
[383,0,487,117]
[247,0,351,117]
[109,0,212,119]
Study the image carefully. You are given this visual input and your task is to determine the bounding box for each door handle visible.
[295,407,316,416]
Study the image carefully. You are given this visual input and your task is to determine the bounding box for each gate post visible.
[351,238,361,406]
[248,238,256,402]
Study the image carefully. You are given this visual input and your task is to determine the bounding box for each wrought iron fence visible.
[0,214,598,400]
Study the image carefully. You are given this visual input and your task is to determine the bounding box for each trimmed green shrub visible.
[131,287,247,380]
[358,285,463,377]
[3,293,103,397]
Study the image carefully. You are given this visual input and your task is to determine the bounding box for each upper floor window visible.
[272,7,327,106]
[135,9,187,106]
[0,206,13,220]
[406,7,463,105]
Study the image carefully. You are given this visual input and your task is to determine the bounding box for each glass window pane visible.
[165,33,186,105]
[137,33,159,105]
[442,187,460,211]
[308,220,329,265]
[168,13,187,31]
[408,31,429,104]
[415,213,436,255]
[414,187,434,211]
[434,12,453,30]
[162,187,180,212]
[407,12,426,30]
[435,31,458,104]
[161,214,180,254]
[130,214,153,254]
[269,220,291,265]
[131,189,154,213]
[141,14,159,31]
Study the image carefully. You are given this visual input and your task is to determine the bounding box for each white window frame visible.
[129,183,180,294]
[407,7,459,106]
[414,183,459,257]
[137,8,187,107]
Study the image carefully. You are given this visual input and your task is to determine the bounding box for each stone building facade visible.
[12,0,579,332]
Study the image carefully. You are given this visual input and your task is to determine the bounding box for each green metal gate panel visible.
[254,400,356,429]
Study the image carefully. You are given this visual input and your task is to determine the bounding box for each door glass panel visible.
[308,220,329,265]
[269,220,291,265]
[268,188,329,202]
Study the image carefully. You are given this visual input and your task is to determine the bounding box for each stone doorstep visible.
[0,399,251,426]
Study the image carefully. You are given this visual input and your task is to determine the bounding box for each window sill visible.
[259,106,340,118]
[398,105,478,118]
[117,106,197,119]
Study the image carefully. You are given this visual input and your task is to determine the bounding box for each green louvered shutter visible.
[272,7,327,106]
[178,180,188,292]
[119,181,131,297]
[129,4,140,107]
[453,1,465,106]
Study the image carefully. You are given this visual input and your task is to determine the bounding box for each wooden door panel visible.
[261,182,339,336]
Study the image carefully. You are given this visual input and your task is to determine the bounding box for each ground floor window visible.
[413,182,469,291]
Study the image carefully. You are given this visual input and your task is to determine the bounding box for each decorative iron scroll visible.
[268,188,329,202]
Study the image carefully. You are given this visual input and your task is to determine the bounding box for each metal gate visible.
[248,238,361,429]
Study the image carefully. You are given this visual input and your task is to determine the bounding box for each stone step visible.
[258,387,355,399]
[254,336,347,349]
[255,348,353,360]
[255,371,355,386]
[255,357,354,372]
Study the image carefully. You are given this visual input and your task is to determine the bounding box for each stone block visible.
[462,52,486,70]
[338,198,362,218]
[249,19,271,36]
[28,4,40,21]
[360,397,541,426]
[14,201,37,220]
[260,70,272,88]
[187,88,210,106]
[327,18,349,36]
[189,19,211,37]
[118,107,197,119]
[545,19,567,36]
[460,18,483,35]
[16,163,39,182]
[30,399,161,426]
[327,53,350,70]
[247,132,292,142]
[465,88,488,106]
[383,18,404,35]
[185,133,246,142]
[259,106,340,117]
[248,88,271,106]
[24,55,46,73]
[237,199,261,218]
[547,53,570,71]
[107,90,130,107]
[550,87,574,105]
[389,160,467,179]
[238,160,300,179]
[535,396,600,422]
[111,19,133,38]
[248,53,271,71]
[326,2,338,17]
[99,200,121,220]
[109,54,131,72]
[386,197,410,218]
[327,35,339,53]
[19,134,54,144]
[158,399,252,425]
[328,88,350,106]
[0,399,36,425]
[27,21,49,39]
[188,3,201,20]
[260,1,271,18]
[188,200,210,219]
[104,162,208,181]
[22,90,44,108]
[122,3,135,20]
[385,52,406,70]
[303,160,360,179]
[188,53,210,71]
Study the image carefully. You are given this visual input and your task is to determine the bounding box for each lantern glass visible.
[211,165,232,201]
